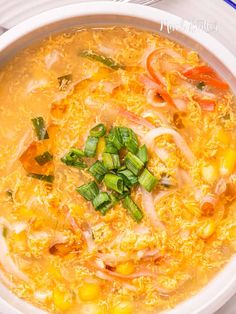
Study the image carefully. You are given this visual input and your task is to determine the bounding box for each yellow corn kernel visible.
[220,149,236,176]
[216,128,230,145]
[198,220,216,240]
[53,288,73,311]
[116,262,135,275]
[111,302,134,314]
[78,282,100,301]
[97,137,105,156]
[201,163,218,184]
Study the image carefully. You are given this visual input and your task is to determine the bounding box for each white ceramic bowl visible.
[0,2,236,313]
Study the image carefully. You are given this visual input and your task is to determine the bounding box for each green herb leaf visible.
[123,196,144,223]
[90,124,106,138]
[102,153,120,170]
[35,151,53,165]
[117,169,138,188]
[28,173,54,183]
[124,152,144,176]
[61,148,87,169]
[137,145,148,164]
[139,168,157,192]
[104,173,124,194]
[76,181,99,201]
[31,117,49,140]
[88,161,107,182]
[84,136,99,157]
[119,127,139,154]
[79,50,125,70]
[92,192,111,214]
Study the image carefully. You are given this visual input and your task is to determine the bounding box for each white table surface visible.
[0,0,235,313]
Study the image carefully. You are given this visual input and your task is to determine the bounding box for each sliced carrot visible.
[195,98,216,112]
[146,49,164,85]
[182,65,229,90]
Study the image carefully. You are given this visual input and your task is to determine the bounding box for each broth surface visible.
[0,26,236,314]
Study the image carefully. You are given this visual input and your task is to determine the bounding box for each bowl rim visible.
[0,2,236,314]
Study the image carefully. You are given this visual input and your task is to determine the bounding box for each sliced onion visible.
[26,79,48,93]
[0,225,28,281]
[144,127,196,165]
[118,107,155,129]
[141,187,165,230]
[155,147,169,162]
[82,230,96,252]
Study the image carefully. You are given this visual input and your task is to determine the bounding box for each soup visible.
[0,26,236,314]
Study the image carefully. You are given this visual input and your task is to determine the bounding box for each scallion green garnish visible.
[104,173,124,194]
[102,153,120,170]
[138,168,157,192]
[92,192,111,213]
[31,117,49,140]
[76,181,99,201]
[35,151,53,165]
[61,148,87,169]
[6,189,13,200]
[125,152,144,176]
[89,161,107,182]
[107,127,123,150]
[2,226,8,238]
[90,124,106,138]
[84,136,99,157]
[119,127,138,154]
[104,138,118,154]
[117,169,138,187]
[196,81,205,90]
[123,196,143,223]
[57,74,72,90]
[137,145,148,164]
[28,173,54,183]
[79,50,125,70]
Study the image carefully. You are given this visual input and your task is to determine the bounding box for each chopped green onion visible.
[2,226,8,238]
[79,50,125,70]
[35,151,53,165]
[138,168,157,192]
[137,145,148,164]
[102,153,120,170]
[76,181,99,201]
[119,127,138,154]
[125,152,144,176]
[61,148,87,169]
[104,138,118,154]
[84,136,99,157]
[90,124,106,138]
[196,81,205,90]
[6,189,13,200]
[122,196,143,223]
[92,192,111,213]
[107,127,123,150]
[31,117,49,140]
[89,161,107,182]
[28,173,54,183]
[57,74,72,90]
[117,169,138,187]
[104,173,124,194]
